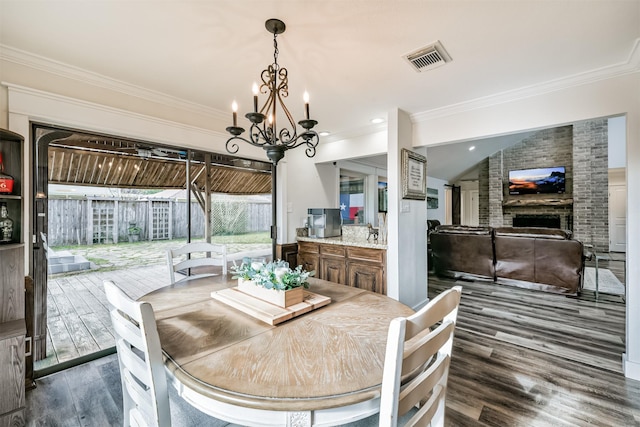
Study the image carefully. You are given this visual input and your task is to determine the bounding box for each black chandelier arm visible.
[276,94,297,135]
[249,122,272,146]
[282,130,319,154]
[259,66,276,120]
[225,127,274,152]
[277,67,289,99]
[278,127,294,144]
[226,135,270,155]
[225,136,242,154]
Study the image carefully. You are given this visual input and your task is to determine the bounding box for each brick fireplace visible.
[478,118,609,251]
[512,214,562,229]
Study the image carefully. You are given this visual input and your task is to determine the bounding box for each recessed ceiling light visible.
[319,131,330,137]
[371,118,385,124]
[468,146,476,151]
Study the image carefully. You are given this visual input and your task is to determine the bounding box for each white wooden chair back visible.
[104,280,170,427]
[166,242,227,284]
[379,286,462,427]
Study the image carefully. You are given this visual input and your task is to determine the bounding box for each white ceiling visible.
[347,131,537,182]
[1,1,638,180]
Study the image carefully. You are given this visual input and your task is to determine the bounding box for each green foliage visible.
[231,259,315,291]
[209,232,270,244]
[212,200,250,235]
[127,226,142,234]
[86,256,109,265]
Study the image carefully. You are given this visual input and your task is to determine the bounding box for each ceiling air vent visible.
[404,40,451,72]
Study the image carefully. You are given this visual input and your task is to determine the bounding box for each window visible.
[340,172,365,225]
[378,180,388,213]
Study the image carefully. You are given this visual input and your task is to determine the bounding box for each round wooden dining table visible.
[140,275,414,426]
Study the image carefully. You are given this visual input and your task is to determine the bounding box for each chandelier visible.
[225,18,319,165]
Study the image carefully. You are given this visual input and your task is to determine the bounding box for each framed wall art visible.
[427,187,439,209]
[401,148,427,200]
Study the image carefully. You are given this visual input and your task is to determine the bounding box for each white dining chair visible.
[379,285,462,427]
[104,280,171,427]
[166,242,227,284]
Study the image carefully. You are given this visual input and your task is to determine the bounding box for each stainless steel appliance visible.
[307,208,342,238]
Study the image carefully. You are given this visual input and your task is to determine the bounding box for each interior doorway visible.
[609,182,626,253]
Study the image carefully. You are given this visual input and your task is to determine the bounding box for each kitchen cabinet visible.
[297,240,386,294]
[297,241,319,274]
[0,320,26,427]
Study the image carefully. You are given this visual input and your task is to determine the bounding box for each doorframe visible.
[609,168,627,253]
[31,125,74,364]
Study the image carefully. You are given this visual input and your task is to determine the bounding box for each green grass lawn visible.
[209,232,271,244]
[49,232,271,273]
[52,232,271,251]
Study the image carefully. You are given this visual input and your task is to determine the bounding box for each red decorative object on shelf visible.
[0,153,14,194]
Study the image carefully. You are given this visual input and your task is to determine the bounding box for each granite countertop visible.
[297,235,387,250]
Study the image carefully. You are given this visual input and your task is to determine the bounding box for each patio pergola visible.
[32,125,273,365]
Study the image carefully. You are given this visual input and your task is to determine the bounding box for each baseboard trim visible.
[623,353,640,380]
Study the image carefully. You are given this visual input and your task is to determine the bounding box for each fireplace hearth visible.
[513,214,561,228]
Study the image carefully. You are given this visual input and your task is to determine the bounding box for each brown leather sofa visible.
[430,225,585,295]
[430,225,495,279]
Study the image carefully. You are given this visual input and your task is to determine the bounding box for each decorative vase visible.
[378,212,387,242]
[237,278,304,308]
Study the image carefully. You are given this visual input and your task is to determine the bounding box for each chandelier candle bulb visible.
[252,83,259,112]
[304,91,310,119]
[232,101,238,127]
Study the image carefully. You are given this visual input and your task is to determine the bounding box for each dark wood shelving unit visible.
[0,128,26,426]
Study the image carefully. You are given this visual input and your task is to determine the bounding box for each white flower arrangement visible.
[231,259,314,291]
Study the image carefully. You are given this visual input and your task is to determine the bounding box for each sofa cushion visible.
[431,231,495,279]
[435,225,492,235]
[494,227,570,240]
[534,238,583,293]
[494,235,535,281]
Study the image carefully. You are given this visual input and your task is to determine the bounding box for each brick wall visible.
[501,126,574,229]
[477,121,608,251]
[488,152,505,227]
[478,158,489,225]
[573,119,609,251]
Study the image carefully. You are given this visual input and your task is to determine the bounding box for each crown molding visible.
[2,82,229,144]
[412,38,640,123]
[3,38,638,142]
[0,44,228,122]
[320,122,388,144]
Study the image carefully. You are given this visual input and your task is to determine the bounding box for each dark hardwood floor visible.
[431,261,639,427]
[25,261,638,426]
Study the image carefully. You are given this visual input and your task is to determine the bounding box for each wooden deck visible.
[36,265,172,370]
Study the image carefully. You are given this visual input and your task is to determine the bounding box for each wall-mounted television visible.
[508,166,566,195]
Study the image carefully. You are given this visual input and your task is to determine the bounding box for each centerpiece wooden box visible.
[237,278,304,308]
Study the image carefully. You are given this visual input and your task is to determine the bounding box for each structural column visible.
[386,108,428,309]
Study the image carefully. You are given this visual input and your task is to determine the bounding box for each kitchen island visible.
[297,233,387,294]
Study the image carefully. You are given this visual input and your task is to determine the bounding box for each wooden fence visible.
[47,196,271,246]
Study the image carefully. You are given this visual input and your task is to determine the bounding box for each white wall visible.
[283,149,337,241]
[609,115,626,169]
[387,109,428,308]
